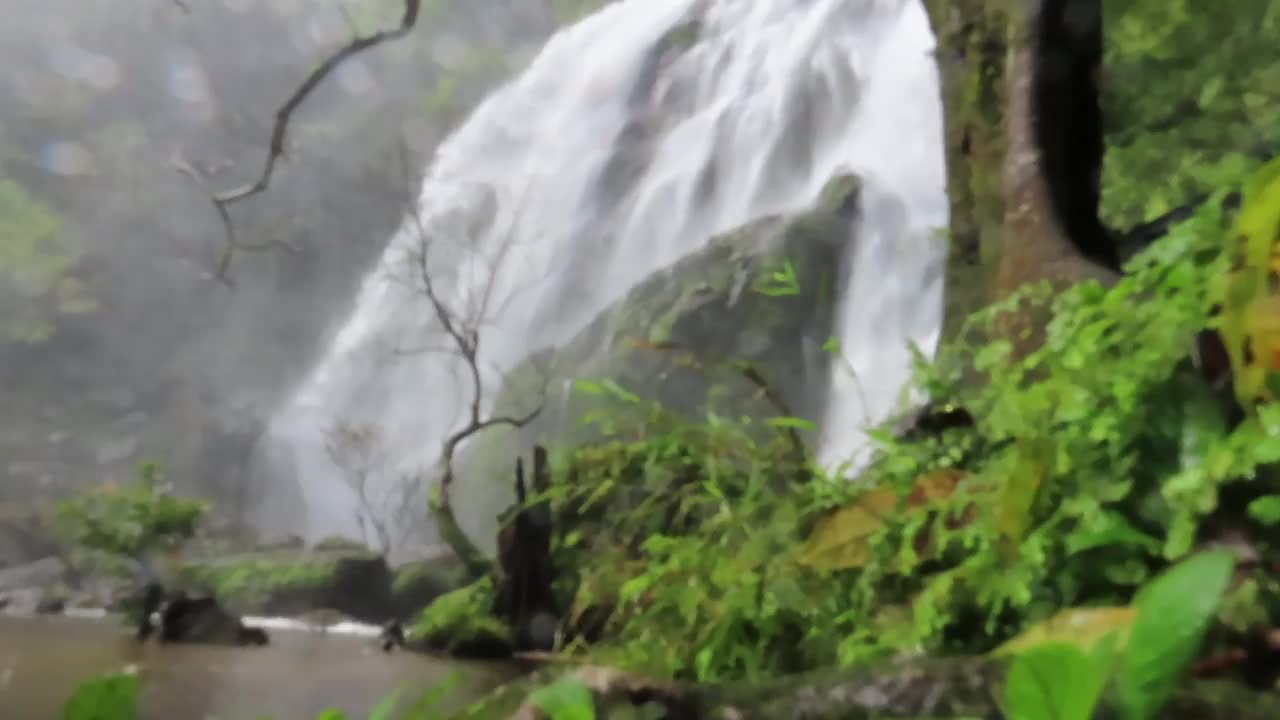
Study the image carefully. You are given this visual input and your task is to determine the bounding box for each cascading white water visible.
[264,0,947,543]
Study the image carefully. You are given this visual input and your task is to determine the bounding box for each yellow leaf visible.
[797,469,964,571]
[992,606,1137,658]
[994,442,1045,544]
[796,496,889,570]
[1223,156,1280,409]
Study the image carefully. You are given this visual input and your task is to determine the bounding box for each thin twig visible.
[176,0,423,283]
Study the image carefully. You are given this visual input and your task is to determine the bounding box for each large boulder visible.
[453,173,860,547]
[391,554,469,620]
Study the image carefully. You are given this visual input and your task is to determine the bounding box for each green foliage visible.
[833,175,1278,659]
[1001,551,1235,720]
[527,676,596,720]
[752,258,800,297]
[0,179,95,343]
[1004,642,1109,720]
[541,160,1279,681]
[546,383,835,681]
[408,576,508,650]
[178,556,335,609]
[63,672,139,720]
[1102,0,1280,226]
[55,462,208,559]
[1115,550,1236,720]
[1246,495,1280,525]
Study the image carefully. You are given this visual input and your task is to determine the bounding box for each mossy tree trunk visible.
[925,0,1115,346]
[925,0,1011,344]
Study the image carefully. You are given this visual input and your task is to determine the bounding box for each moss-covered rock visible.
[406,576,513,658]
[455,173,858,537]
[391,554,469,619]
[177,549,393,623]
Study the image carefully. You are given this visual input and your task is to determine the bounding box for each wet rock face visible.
[461,172,858,485]
[325,555,394,623]
[391,555,468,620]
[0,556,66,592]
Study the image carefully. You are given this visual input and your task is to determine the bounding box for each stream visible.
[0,614,517,719]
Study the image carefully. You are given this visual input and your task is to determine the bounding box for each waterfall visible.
[263,0,947,543]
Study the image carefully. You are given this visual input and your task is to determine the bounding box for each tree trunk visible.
[925,0,1116,347]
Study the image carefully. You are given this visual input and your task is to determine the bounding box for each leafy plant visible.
[63,672,139,720]
[55,461,209,559]
[408,576,509,651]
[536,157,1279,681]
[1002,550,1236,720]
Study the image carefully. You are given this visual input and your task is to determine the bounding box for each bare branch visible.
[385,137,547,577]
[176,0,424,282]
[323,418,423,556]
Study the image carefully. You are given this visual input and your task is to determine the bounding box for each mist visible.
[0,0,577,538]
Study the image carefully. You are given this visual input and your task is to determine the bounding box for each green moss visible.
[392,556,466,597]
[408,576,509,651]
[178,555,340,611]
[922,0,1012,343]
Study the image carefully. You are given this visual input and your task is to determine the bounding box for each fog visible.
[0,0,575,536]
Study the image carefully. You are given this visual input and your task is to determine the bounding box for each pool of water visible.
[0,614,517,719]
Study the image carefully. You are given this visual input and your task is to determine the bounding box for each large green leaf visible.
[1004,643,1107,720]
[63,673,140,720]
[1114,550,1236,720]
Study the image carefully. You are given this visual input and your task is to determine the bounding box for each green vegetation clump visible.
[1102,0,1280,226]
[55,461,208,559]
[510,158,1280,695]
[408,576,510,652]
[177,556,337,611]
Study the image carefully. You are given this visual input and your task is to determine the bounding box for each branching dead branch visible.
[323,419,419,555]
[385,139,547,577]
[173,0,424,283]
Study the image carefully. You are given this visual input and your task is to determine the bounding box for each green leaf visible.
[1066,511,1160,556]
[64,673,140,720]
[528,675,596,720]
[1247,495,1280,526]
[1197,76,1224,108]
[1115,550,1236,720]
[313,711,346,720]
[1003,642,1106,720]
